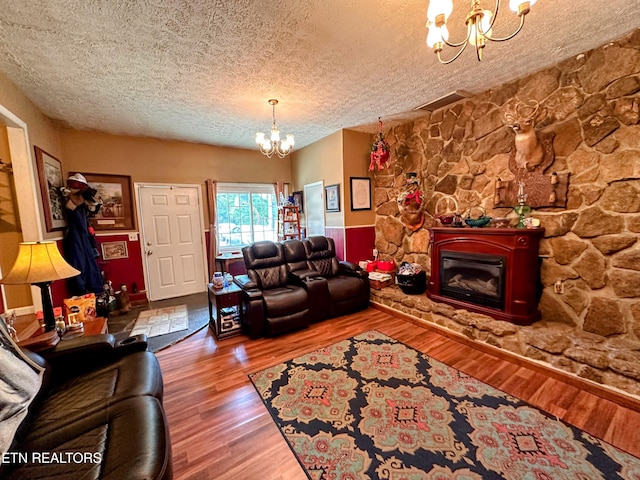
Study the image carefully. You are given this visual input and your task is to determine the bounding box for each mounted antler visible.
[504,99,546,171]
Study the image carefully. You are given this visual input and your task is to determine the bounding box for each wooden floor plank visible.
[156,307,640,479]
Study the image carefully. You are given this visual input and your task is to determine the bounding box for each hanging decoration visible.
[397,172,425,231]
[369,118,391,171]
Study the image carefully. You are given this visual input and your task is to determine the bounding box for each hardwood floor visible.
[156,307,640,479]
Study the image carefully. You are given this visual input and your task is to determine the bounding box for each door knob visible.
[146,250,153,256]
[147,242,152,246]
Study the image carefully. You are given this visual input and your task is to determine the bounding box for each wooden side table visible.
[215,252,246,276]
[62,317,109,340]
[17,317,109,352]
[208,282,243,339]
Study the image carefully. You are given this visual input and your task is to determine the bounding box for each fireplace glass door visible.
[440,251,506,310]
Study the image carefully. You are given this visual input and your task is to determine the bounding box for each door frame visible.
[0,104,46,315]
[134,182,208,301]
[303,180,325,237]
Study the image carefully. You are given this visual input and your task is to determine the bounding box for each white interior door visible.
[138,185,207,301]
[304,181,325,237]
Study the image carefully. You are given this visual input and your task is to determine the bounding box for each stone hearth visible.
[371,286,640,397]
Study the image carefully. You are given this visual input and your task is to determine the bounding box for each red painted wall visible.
[96,234,146,294]
[345,226,375,264]
[51,234,146,308]
[324,227,345,261]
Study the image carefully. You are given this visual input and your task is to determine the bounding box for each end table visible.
[207,282,243,339]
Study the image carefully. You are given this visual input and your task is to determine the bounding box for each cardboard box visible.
[63,293,97,322]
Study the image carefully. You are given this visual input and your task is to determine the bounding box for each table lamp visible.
[0,242,80,332]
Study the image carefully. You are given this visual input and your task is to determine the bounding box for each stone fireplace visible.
[428,227,544,325]
[372,30,640,396]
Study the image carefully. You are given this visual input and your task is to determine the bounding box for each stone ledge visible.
[370,285,640,399]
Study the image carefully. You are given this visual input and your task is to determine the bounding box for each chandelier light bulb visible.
[509,0,535,14]
[271,128,280,143]
[256,132,265,145]
[427,23,449,48]
[427,0,453,23]
[285,134,295,147]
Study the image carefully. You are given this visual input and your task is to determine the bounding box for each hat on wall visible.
[67,172,89,190]
[67,172,98,200]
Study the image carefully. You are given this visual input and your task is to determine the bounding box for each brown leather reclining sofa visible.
[2,334,172,480]
[235,236,370,338]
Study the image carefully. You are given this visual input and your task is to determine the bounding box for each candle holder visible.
[514,180,531,228]
[514,203,532,228]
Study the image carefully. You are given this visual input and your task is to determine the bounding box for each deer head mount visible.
[494,98,568,209]
[504,99,549,172]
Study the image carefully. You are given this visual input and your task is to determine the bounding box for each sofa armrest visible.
[290,269,322,283]
[240,288,266,339]
[235,274,258,291]
[34,334,147,374]
[339,261,368,279]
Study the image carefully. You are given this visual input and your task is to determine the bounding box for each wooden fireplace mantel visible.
[427,227,545,325]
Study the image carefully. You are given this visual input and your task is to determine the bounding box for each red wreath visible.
[369,119,390,171]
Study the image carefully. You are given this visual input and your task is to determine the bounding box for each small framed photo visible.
[101,240,129,260]
[34,146,66,232]
[292,191,304,213]
[350,177,371,211]
[325,184,340,213]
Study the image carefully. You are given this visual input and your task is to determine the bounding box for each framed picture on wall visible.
[101,240,129,260]
[292,191,304,213]
[79,173,134,231]
[350,177,371,211]
[325,184,340,212]
[34,146,66,232]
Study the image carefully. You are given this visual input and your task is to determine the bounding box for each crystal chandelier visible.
[255,99,295,158]
[426,0,537,64]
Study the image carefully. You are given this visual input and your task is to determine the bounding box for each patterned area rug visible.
[130,304,189,338]
[249,330,640,479]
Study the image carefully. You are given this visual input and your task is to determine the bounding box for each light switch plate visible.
[128,232,139,241]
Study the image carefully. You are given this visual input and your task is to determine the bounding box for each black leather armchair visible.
[3,334,171,480]
[237,241,310,338]
[303,236,370,317]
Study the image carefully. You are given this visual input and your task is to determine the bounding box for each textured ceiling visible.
[0,1,637,150]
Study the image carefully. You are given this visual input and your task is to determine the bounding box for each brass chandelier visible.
[426,0,537,64]
[255,99,295,158]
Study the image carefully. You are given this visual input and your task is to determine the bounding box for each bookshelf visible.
[278,205,301,241]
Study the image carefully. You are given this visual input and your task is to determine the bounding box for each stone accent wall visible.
[373,30,640,397]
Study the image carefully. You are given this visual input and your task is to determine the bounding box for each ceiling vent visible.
[413,90,472,112]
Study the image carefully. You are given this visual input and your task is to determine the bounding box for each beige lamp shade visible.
[0,242,80,285]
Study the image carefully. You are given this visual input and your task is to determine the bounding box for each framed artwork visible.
[80,173,134,231]
[325,184,340,212]
[292,191,304,213]
[350,177,371,211]
[34,146,66,232]
[101,240,129,260]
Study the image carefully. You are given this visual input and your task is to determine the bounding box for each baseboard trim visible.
[370,301,640,413]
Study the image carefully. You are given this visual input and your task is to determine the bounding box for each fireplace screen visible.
[440,251,506,309]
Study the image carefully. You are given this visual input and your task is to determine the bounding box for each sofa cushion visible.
[3,396,171,480]
[327,276,364,303]
[21,351,163,442]
[263,285,308,318]
[0,315,44,458]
